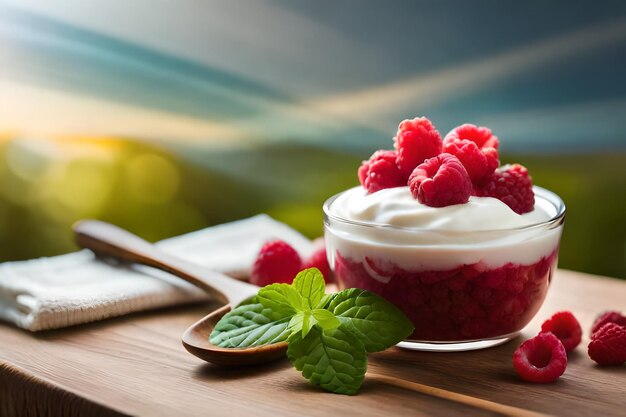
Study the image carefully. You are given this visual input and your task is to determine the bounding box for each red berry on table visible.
[394,117,442,177]
[540,311,582,352]
[408,153,473,207]
[477,164,535,214]
[513,332,567,383]
[591,311,626,337]
[250,240,302,286]
[302,244,333,283]
[588,323,626,366]
[358,150,406,194]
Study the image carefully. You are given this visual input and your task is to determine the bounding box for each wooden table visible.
[1,269,625,417]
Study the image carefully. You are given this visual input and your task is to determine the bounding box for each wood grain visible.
[0,361,128,417]
[0,269,625,417]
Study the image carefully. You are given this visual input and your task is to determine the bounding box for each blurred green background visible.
[0,1,625,278]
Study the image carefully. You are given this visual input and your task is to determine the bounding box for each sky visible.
[1,0,625,153]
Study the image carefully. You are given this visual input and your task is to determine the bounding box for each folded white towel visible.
[0,215,314,331]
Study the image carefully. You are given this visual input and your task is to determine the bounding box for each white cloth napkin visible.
[0,215,314,331]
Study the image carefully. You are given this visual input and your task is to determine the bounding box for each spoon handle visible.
[73,220,259,306]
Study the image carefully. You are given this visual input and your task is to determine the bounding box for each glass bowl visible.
[323,186,565,351]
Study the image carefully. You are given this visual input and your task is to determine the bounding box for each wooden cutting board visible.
[1,269,625,417]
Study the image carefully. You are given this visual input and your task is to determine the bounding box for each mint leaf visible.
[237,295,259,306]
[288,312,304,335]
[293,268,325,308]
[325,289,414,352]
[209,302,291,348]
[311,309,340,331]
[287,326,367,395]
[288,311,316,338]
[257,283,304,315]
[315,293,332,309]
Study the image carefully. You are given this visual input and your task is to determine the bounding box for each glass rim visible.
[323,185,566,235]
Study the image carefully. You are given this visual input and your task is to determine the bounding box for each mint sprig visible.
[209,268,414,395]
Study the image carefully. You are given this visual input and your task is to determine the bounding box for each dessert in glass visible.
[324,118,565,351]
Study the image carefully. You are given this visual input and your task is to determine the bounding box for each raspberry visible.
[358,150,406,194]
[408,153,473,207]
[357,163,369,185]
[393,117,442,177]
[591,311,626,336]
[250,240,302,286]
[302,243,333,283]
[513,332,567,383]
[540,311,582,351]
[442,140,493,186]
[588,323,626,365]
[477,164,535,214]
[445,124,499,179]
[444,123,500,151]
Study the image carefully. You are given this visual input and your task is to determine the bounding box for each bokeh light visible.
[125,153,180,205]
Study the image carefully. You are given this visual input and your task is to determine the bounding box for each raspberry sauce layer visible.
[334,250,558,341]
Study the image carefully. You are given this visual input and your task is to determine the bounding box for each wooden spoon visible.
[73,220,288,366]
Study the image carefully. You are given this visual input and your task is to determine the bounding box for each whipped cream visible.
[331,187,553,231]
[324,186,564,271]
